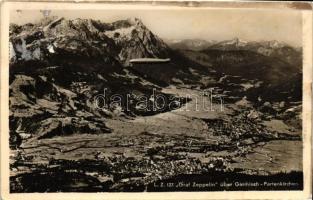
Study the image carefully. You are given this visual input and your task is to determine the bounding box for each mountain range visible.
[8,16,304,192]
[9,17,205,145]
[9,16,302,146]
[167,37,302,68]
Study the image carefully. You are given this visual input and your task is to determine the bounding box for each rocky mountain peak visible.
[225,37,248,46]
[10,17,170,67]
[127,17,144,27]
[112,17,145,30]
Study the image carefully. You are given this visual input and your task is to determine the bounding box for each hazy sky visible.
[10,9,302,47]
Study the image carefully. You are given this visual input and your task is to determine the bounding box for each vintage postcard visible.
[0,1,312,199]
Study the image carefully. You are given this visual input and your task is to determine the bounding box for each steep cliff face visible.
[10,17,170,69]
[106,18,170,65]
[10,17,201,84]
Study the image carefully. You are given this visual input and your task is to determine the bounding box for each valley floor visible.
[10,87,303,192]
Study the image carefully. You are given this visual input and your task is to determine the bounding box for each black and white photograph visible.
[1,2,312,198]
